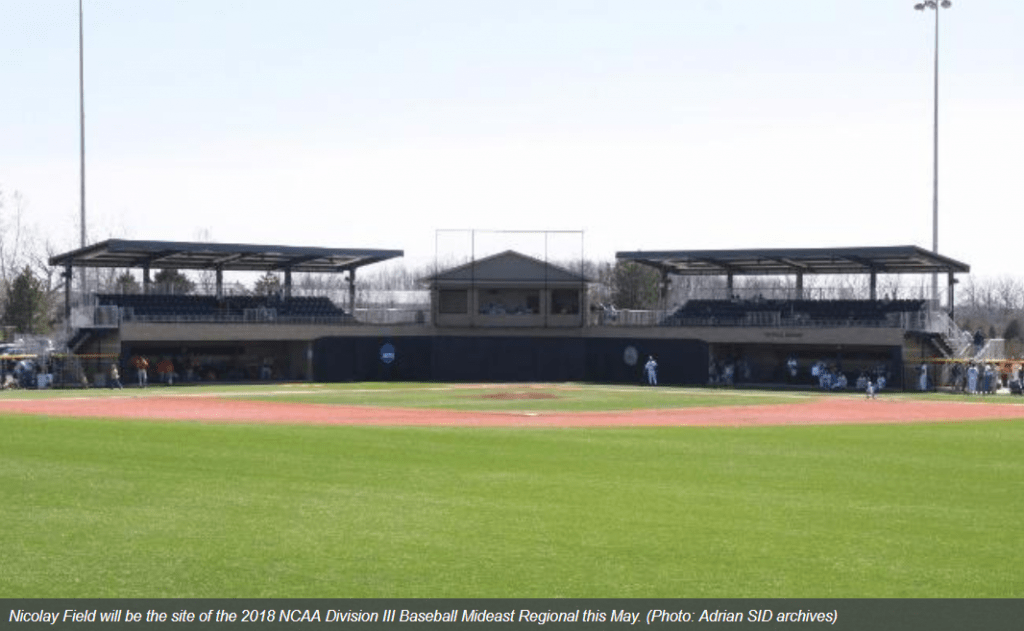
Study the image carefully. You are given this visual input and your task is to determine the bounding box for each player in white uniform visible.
[645,356,658,386]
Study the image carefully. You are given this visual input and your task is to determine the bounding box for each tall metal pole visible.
[79,0,87,297]
[930,4,939,307]
[915,0,950,307]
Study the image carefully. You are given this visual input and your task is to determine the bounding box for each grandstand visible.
[49,239,402,385]
[617,246,972,388]
[48,239,973,390]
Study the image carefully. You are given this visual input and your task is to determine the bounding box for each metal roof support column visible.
[215,268,223,300]
[143,265,151,295]
[796,273,804,300]
[284,268,292,301]
[727,273,734,299]
[660,269,670,311]
[348,269,356,316]
[870,271,878,301]
[63,264,73,322]
[948,272,956,320]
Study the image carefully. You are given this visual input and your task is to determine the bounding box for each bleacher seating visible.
[662,298,926,327]
[97,294,350,321]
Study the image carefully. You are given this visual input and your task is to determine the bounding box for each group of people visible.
[1,358,53,390]
[708,356,750,387]
[809,360,887,396]
[950,361,1018,395]
[107,355,178,389]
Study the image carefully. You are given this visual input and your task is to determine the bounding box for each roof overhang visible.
[49,239,403,274]
[616,246,970,276]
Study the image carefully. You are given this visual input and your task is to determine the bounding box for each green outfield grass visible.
[235,382,816,411]
[0,381,815,411]
[2,387,1023,598]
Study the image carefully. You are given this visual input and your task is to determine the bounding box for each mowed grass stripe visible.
[231,382,816,411]
[2,413,1022,597]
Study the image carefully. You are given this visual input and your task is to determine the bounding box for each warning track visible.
[1,394,1023,427]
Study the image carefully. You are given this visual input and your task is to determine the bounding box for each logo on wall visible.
[380,343,396,365]
[623,345,638,367]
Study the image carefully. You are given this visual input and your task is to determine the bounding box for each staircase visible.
[973,338,1006,361]
[66,328,93,353]
[927,311,974,359]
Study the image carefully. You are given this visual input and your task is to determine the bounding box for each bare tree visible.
[191,228,218,292]
[994,276,1022,313]
[0,187,28,288]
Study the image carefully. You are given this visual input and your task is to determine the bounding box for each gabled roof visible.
[424,250,590,285]
[49,239,403,273]
[617,245,970,276]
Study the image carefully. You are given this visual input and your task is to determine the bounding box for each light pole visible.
[914,0,951,307]
[79,0,87,297]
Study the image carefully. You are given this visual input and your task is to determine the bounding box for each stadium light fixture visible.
[914,0,951,307]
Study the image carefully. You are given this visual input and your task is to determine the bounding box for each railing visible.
[926,310,974,357]
[354,308,430,325]
[590,307,935,330]
[70,305,121,329]
[974,338,1006,361]
[71,304,433,327]
[125,313,358,325]
[660,314,919,329]
[589,309,668,327]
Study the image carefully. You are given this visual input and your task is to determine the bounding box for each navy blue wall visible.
[312,335,710,384]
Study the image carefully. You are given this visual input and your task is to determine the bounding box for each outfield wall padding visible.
[312,336,710,384]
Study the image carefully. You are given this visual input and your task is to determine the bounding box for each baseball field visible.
[1,382,1022,598]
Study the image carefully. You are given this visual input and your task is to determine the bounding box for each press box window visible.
[438,290,468,314]
[550,289,580,315]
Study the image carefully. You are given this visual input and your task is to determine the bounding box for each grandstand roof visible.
[49,239,403,273]
[616,245,970,276]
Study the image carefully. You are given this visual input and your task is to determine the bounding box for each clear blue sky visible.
[1,0,1021,278]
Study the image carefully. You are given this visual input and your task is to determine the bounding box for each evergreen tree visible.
[253,272,282,297]
[3,266,47,333]
[113,271,141,294]
[153,269,195,295]
[1005,318,1022,341]
[610,261,661,309]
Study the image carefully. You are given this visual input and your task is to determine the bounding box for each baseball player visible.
[645,355,658,386]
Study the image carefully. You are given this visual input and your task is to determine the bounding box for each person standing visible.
[966,363,979,395]
[157,358,174,386]
[645,355,658,386]
[133,355,149,387]
[983,364,994,394]
[108,363,123,390]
